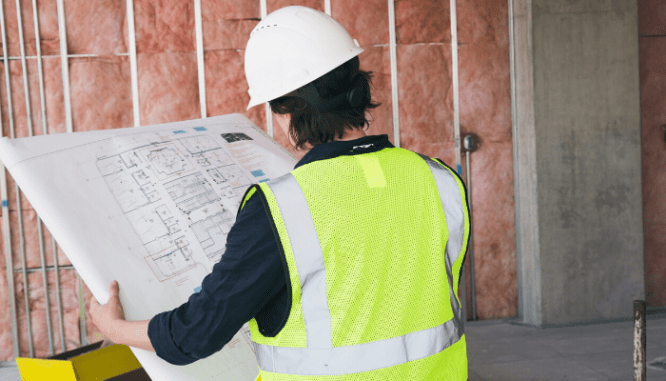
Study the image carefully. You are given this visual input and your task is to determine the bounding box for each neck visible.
[334,127,367,142]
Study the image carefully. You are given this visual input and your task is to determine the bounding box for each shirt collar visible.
[294,134,394,169]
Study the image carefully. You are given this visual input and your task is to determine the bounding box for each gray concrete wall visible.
[530,0,645,325]
[511,0,542,326]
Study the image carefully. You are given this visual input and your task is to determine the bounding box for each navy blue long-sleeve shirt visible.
[148,134,394,365]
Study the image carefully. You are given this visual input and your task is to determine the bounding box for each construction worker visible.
[91,6,470,380]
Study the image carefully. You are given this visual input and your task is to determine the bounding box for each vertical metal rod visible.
[465,150,476,321]
[37,224,53,355]
[56,0,72,133]
[53,240,65,352]
[77,273,86,345]
[264,104,273,137]
[508,0,518,159]
[259,0,267,17]
[449,0,462,175]
[16,185,34,359]
[31,0,47,138]
[194,0,206,118]
[259,0,273,138]
[0,167,18,359]
[31,0,55,355]
[126,0,140,126]
[324,0,331,16]
[15,0,33,135]
[56,0,73,351]
[387,0,400,148]
[13,0,36,358]
[507,0,519,321]
[633,300,646,381]
[0,0,20,360]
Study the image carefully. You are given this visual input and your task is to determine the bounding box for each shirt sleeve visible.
[147,193,286,365]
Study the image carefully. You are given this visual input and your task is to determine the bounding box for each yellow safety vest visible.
[241,147,470,380]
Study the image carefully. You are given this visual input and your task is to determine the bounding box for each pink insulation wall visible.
[638,0,666,308]
[0,0,517,361]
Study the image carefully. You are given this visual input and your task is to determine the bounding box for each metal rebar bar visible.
[194,0,206,119]
[15,0,33,136]
[14,265,74,273]
[387,0,400,148]
[16,193,34,358]
[125,0,139,127]
[15,0,36,358]
[77,273,87,345]
[0,0,20,360]
[53,240,65,353]
[36,220,54,355]
[31,0,47,138]
[450,0,461,175]
[465,150,476,321]
[55,0,75,352]
[259,0,273,138]
[56,0,72,133]
[634,300,646,381]
[0,169,18,359]
[2,53,131,60]
[31,0,55,356]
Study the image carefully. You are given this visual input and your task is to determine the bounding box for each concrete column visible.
[511,0,645,327]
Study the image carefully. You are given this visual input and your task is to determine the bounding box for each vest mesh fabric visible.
[293,149,452,346]
[244,148,468,380]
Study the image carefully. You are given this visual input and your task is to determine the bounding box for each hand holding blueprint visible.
[0,114,297,380]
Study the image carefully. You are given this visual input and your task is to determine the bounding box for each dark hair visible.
[269,56,380,150]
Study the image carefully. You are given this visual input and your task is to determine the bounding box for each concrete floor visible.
[1,315,665,380]
[466,315,666,381]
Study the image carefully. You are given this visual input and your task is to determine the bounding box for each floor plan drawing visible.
[180,135,220,154]
[179,135,237,169]
[140,144,194,180]
[94,126,286,282]
[165,172,221,215]
[126,204,181,254]
[97,158,161,213]
[192,149,235,168]
[219,186,237,200]
[218,166,252,188]
[120,150,141,168]
[145,238,197,282]
[1,113,298,381]
[190,210,236,262]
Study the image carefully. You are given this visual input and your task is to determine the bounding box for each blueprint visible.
[0,114,296,381]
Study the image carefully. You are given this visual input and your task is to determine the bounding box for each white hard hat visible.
[244,6,364,110]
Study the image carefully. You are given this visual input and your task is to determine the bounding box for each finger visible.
[109,280,119,299]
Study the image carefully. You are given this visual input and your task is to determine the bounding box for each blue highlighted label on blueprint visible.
[194,127,207,132]
[251,169,265,177]
[194,286,202,293]
[173,130,186,134]
[259,179,270,183]
[1,200,7,207]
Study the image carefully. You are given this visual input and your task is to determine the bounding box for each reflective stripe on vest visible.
[418,154,467,324]
[255,155,467,376]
